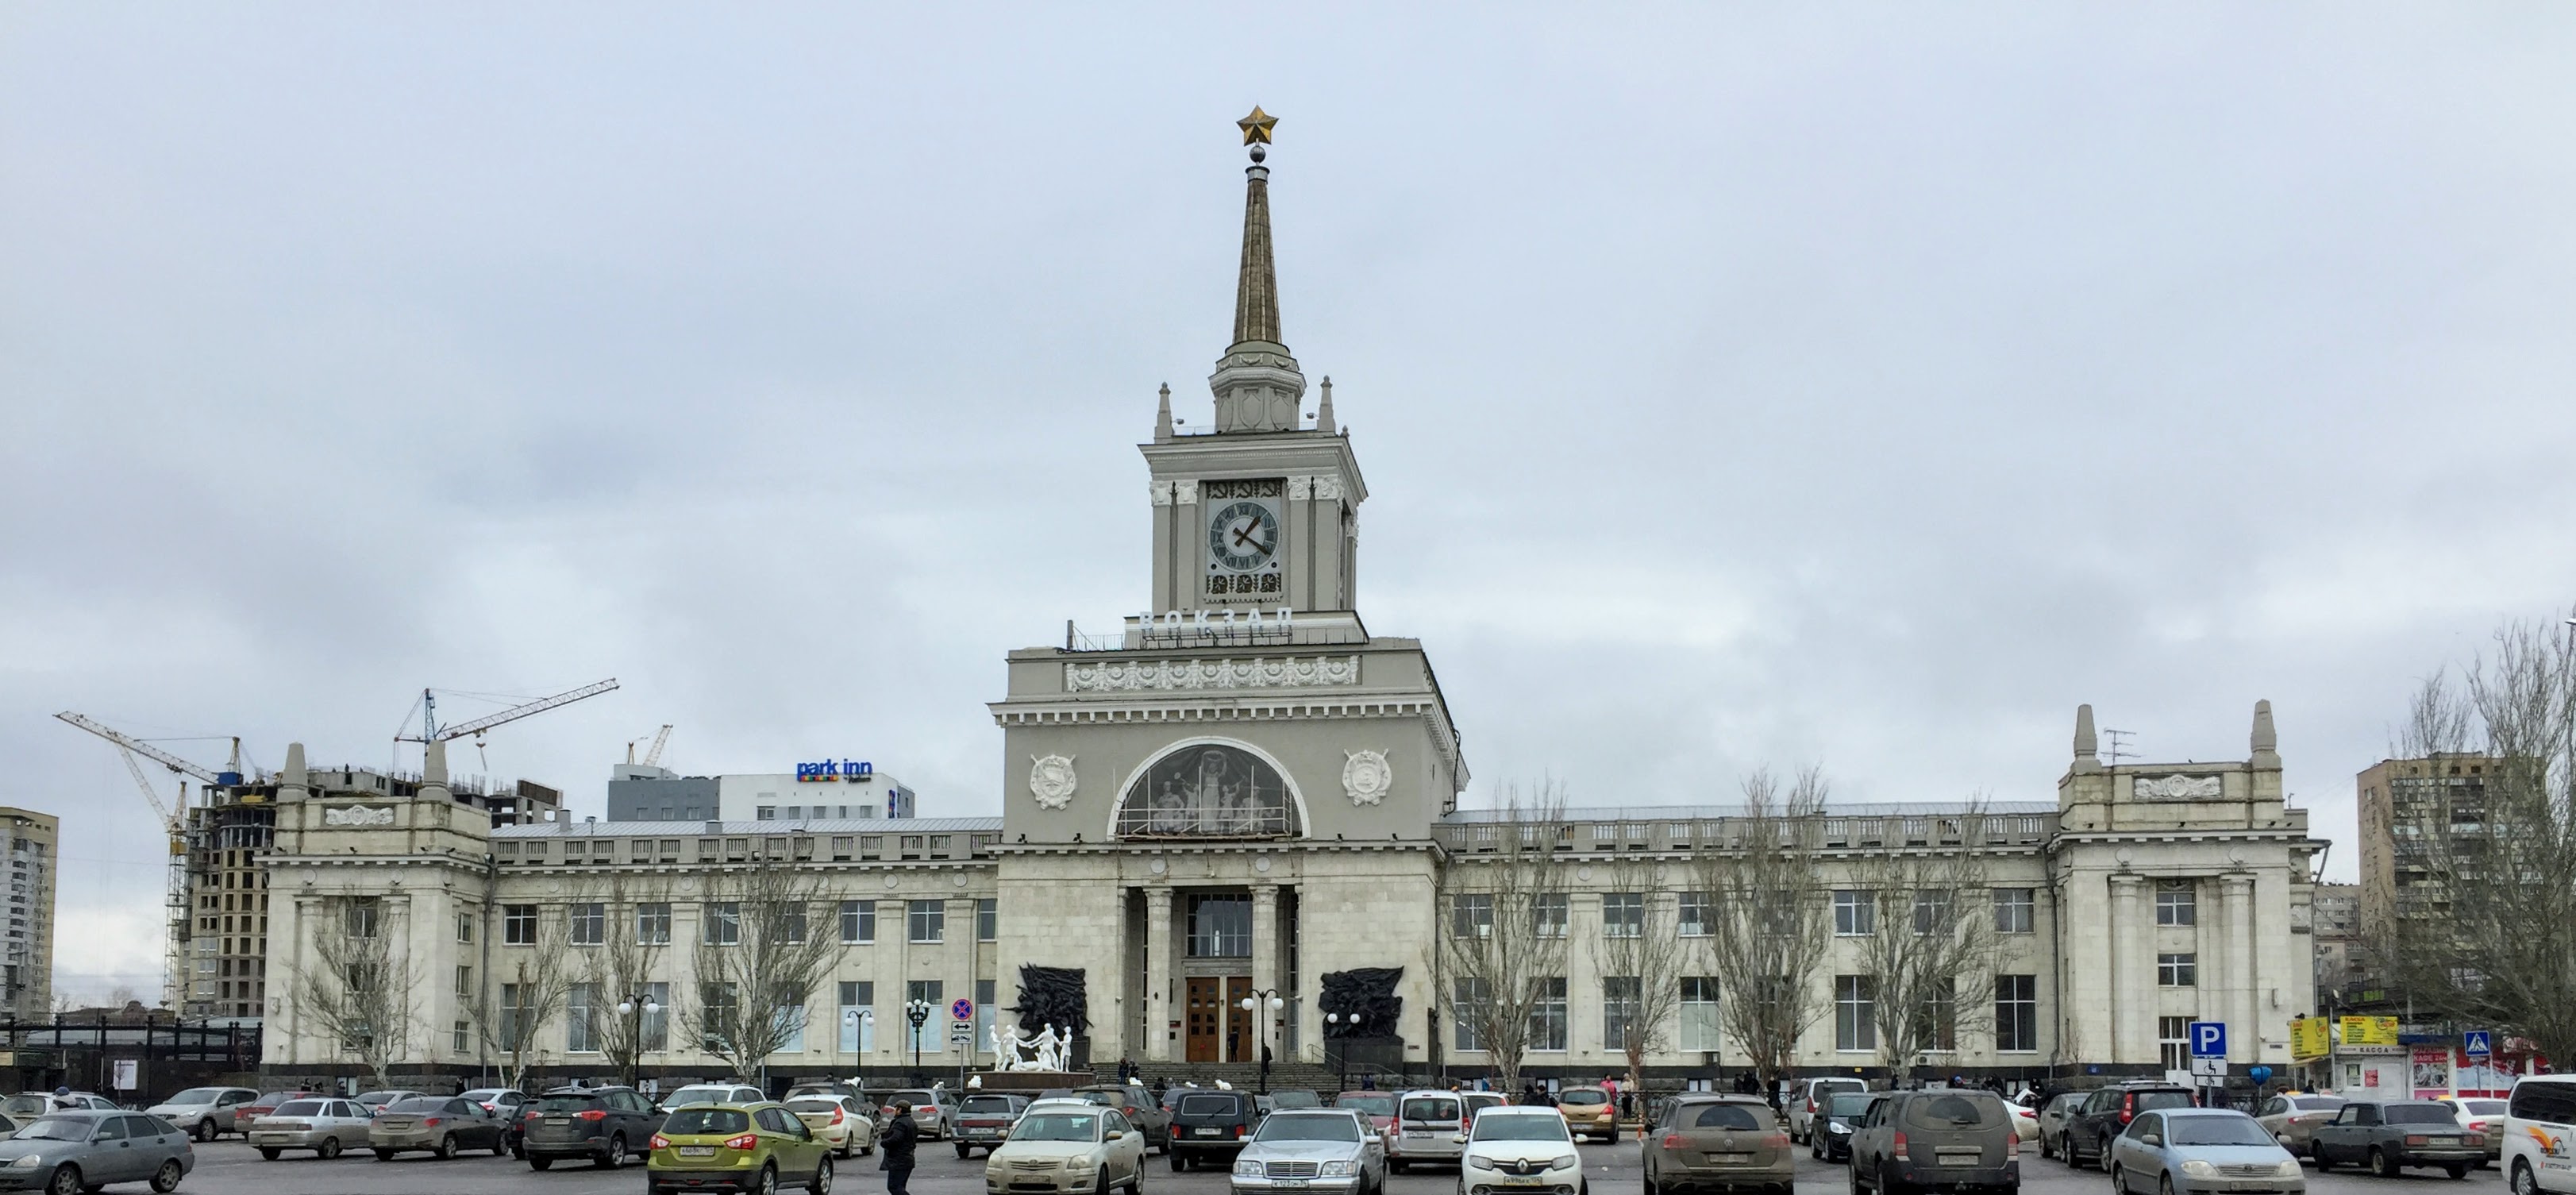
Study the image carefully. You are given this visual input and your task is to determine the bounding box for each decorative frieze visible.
[2133,774,2222,801]
[1065,655,1361,692]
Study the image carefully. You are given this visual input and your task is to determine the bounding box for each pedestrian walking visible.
[880,1099,918,1195]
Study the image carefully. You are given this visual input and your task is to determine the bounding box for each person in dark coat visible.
[880,1100,918,1195]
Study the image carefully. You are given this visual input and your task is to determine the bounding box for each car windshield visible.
[2387,1106,2458,1125]
[14,1118,92,1143]
[2167,1116,2274,1147]
[274,1101,326,1116]
[666,1089,734,1107]
[664,1108,752,1135]
[385,1098,449,1114]
[1688,1104,1766,1130]
[2289,1097,2344,1112]
[1180,1096,1241,1116]
[2135,1093,2194,1113]
[461,1090,505,1101]
[535,1096,601,1113]
[2458,1101,2508,1115]
[1336,1095,1395,1117]
[164,1089,222,1104]
[1558,1090,1606,1106]
[1271,1092,1322,1109]
[1827,1094,1877,1118]
[354,1092,404,1104]
[889,1091,938,1105]
[1013,1112,1099,1142]
[1907,1094,2000,1128]
[1257,1113,1362,1143]
[787,1100,845,1115]
[1474,1115,1571,1143]
[963,1097,1019,1115]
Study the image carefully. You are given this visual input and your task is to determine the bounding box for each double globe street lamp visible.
[904,998,935,1077]
[614,993,662,1089]
[1237,989,1284,1093]
[1323,1010,1365,1093]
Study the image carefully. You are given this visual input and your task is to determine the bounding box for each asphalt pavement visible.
[160,1130,2509,1195]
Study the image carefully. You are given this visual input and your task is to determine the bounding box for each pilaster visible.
[2224,873,2255,1064]
[1145,887,1174,1062]
[2109,873,2146,1063]
[1252,883,1280,1055]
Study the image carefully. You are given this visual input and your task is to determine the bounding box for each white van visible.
[2505,1074,2576,1195]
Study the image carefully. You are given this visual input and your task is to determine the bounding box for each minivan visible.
[1388,1090,1467,1173]
[2505,1074,2576,1195]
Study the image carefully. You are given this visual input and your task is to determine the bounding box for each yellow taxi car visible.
[648,1101,835,1195]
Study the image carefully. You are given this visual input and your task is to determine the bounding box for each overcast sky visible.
[8,5,2574,1002]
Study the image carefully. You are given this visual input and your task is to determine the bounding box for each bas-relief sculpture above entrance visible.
[1112,742,1299,838]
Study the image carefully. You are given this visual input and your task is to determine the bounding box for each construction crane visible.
[396,678,621,747]
[626,724,673,768]
[54,712,238,1013]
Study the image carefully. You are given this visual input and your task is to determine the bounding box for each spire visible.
[1154,383,1173,442]
[2073,704,2101,773]
[1209,106,1305,433]
[2250,699,2280,767]
[1316,376,1336,434]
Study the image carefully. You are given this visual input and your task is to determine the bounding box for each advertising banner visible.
[2412,1047,2454,1099]
[2339,1016,2401,1048]
[2290,1016,2331,1062]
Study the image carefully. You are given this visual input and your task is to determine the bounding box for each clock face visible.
[1207,499,1281,572]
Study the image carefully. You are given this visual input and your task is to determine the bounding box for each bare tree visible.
[1850,804,2007,1077]
[474,900,576,1091]
[2387,615,2576,1066]
[1438,782,1573,1096]
[1598,850,1688,1116]
[578,875,675,1088]
[683,861,843,1081]
[289,896,421,1090]
[1690,768,1834,1097]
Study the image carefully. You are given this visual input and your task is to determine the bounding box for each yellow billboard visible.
[2291,1016,2331,1062]
[2339,1016,2401,1047]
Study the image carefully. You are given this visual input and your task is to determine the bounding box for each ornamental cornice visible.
[993,696,1461,780]
[1065,655,1360,693]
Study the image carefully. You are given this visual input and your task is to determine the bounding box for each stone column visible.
[2224,874,2256,1063]
[1252,884,1280,1061]
[1145,887,1174,1062]
[2109,874,2146,1063]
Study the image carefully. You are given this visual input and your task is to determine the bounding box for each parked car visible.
[2035,1093,2087,1162]
[2108,1108,2303,1195]
[1557,1086,1619,1143]
[955,1093,1032,1158]
[2309,1100,2484,1178]
[1643,1094,1791,1195]
[1793,1078,1869,1145]
[144,1086,259,1142]
[984,1101,1147,1195]
[664,1083,767,1112]
[1269,1091,1324,1111]
[350,1090,424,1112]
[646,1102,834,1195]
[1072,1085,1171,1152]
[2503,1074,2576,1195]
[784,1082,870,1104]
[1812,1092,1883,1163]
[368,1094,507,1160]
[1228,1108,1384,1195]
[1457,1106,1584,1195]
[523,1085,661,1170]
[2066,1084,2199,1170]
[2251,1094,2344,1158]
[784,1094,878,1158]
[460,1089,530,1155]
[234,1090,321,1128]
[2436,1097,2509,1162]
[1334,1093,1398,1141]
[0,1111,192,1195]
[1848,1089,2020,1195]
[1387,1089,1468,1174]
[248,1096,375,1159]
[1462,1092,1508,1126]
[1170,1089,1265,1172]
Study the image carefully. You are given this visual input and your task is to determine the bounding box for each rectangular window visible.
[907,900,945,944]
[345,899,379,939]
[2156,881,2197,927]
[2158,1016,2192,1074]
[976,898,997,942]
[456,912,474,943]
[976,977,997,1055]
[756,806,776,820]
[1450,894,1493,939]
[837,981,876,1054]
[704,902,741,946]
[774,986,807,1053]
[641,981,669,1052]
[699,982,737,1053]
[636,903,672,946]
[1186,895,1250,957]
[840,900,875,944]
[1919,977,1958,1051]
[1912,889,1954,935]
[567,982,599,1053]
[2158,952,2197,987]
[453,965,472,999]
[568,902,604,946]
[1993,888,2035,934]
[1528,977,1569,1051]
[1677,892,1712,938]
[502,904,537,946]
[907,980,945,1055]
[1532,893,1569,939]
[1994,974,2038,1052]
[1602,976,1641,1051]
[452,1020,470,1053]
[1835,975,1877,1051]
[1600,892,1643,939]
[1833,889,1874,936]
[783,904,807,943]
[1679,977,1721,1052]
[1452,977,1491,1051]
[500,982,526,1046]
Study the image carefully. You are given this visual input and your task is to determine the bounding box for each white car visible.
[2504,1075,2576,1195]
[1792,1078,1866,1144]
[1456,1106,1585,1195]
[985,1102,1149,1195]
[786,1093,880,1158]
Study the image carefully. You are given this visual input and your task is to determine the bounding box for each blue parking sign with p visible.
[2189,1021,2227,1057]
[2465,1031,2493,1058]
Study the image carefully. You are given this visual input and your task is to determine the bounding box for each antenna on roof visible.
[2102,728,2135,769]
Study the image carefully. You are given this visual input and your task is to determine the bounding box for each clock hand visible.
[1231,523,1264,549]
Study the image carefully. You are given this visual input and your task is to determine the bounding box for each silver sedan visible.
[248,1097,374,1160]
[0,1111,194,1195]
[1229,1110,1386,1195]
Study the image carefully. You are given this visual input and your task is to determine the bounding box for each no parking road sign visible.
[951,997,976,1022]
[2189,1021,2228,1058]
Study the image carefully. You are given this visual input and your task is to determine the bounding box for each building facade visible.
[607,765,916,824]
[257,125,2326,1088]
[0,809,54,1022]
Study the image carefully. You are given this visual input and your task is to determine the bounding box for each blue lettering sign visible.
[795,759,874,783]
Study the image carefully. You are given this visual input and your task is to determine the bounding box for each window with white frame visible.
[567,982,599,1052]
[2156,880,2197,927]
[641,981,669,1052]
[908,900,945,944]
[2158,952,2197,987]
[837,981,875,1054]
[1912,889,1955,935]
[840,900,875,944]
[1602,976,1641,1050]
[1601,892,1643,939]
[2158,1016,2192,1073]
[503,904,537,946]
[703,902,741,946]
[1677,892,1712,938]
[907,980,945,1054]
[1834,890,1875,936]
[1450,894,1493,939]
[1528,977,1568,1050]
[1452,978,1490,1051]
[1992,888,2035,934]
[636,903,672,946]
[568,902,604,946]
[1679,977,1721,1051]
[1835,975,1876,1051]
[1532,894,1569,939]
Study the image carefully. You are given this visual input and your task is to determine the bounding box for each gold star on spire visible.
[1237,106,1277,145]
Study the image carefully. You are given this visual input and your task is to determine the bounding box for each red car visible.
[1334,1091,1399,1138]
[236,1089,322,1125]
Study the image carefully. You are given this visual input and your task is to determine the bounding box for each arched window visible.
[1113,742,1300,839]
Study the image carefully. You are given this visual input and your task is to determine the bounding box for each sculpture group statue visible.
[988,1021,1077,1073]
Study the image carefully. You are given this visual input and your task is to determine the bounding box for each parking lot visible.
[160,1130,2511,1195]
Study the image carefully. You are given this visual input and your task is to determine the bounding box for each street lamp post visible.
[613,992,662,1090]
[905,999,934,1079]
[1323,1010,1364,1093]
[1238,989,1284,1093]
[845,1008,874,1060]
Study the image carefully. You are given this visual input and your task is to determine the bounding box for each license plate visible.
[2432,1136,2459,1146]
[1194,1128,1223,1137]
[680,1145,715,1157]
[1712,1154,1753,1165]
[1935,1151,1981,1166]
[1273,1181,1309,1189]
[547,1117,570,1126]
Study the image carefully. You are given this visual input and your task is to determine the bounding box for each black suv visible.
[522,1085,663,1170]
[2061,1084,2197,1170]
[1167,1089,1261,1171]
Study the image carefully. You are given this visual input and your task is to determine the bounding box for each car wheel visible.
[43,1163,79,1195]
[2516,1161,2542,1195]
[437,1133,459,1160]
[193,1119,216,1143]
[958,1143,973,1160]
[530,1156,554,1171]
[2111,1164,2126,1195]
[148,1159,183,1194]
[2372,1147,2400,1178]
[494,1136,510,1157]
[374,1149,395,1161]
[752,1163,778,1195]
[1130,1161,1145,1194]
[601,1134,628,1169]
[2039,1133,2054,1161]
[2159,1174,2175,1195]
[257,1148,280,1161]
[811,1155,835,1195]
[2096,1135,2116,1174]
[318,1135,342,1160]
[2313,1147,2333,1174]
[2447,1164,2469,1181]
[1098,1166,1113,1195]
